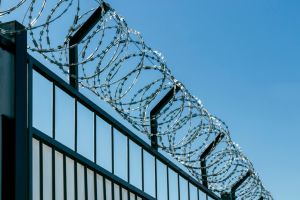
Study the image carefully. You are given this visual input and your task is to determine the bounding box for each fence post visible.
[0,21,29,200]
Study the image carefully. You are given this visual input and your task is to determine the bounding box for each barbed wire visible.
[0,1,273,199]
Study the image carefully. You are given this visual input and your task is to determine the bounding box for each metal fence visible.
[0,22,220,200]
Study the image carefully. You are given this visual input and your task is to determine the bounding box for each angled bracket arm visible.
[200,132,225,188]
[69,2,110,89]
[150,85,180,150]
[231,170,252,200]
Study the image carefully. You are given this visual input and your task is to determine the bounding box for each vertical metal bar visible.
[112,181,115,200]
[14,22,29,200]
[94,172,97,200]
[28,56,33,200]
[53,84,56,139]
[94,114,97,200]
[127,138,130,183]
[141,149,144,192]
[75,100,78,152]
[178,174,180,200]
[120,187,122,200]
[0,21,29,200]
[150,113,158,150]
[111,181,113,200]
[63,155,67,200]
[69,45,78,90]
[103,178,107,200]
[40,142,43,200]
[74,102,78,200]
[52,82,56,200]
[52,148,56,200]
[74,162,78,200]
[188,182,190,200]
[167,167,169,200]
[94,113,96,163]
[84,167,88,200]
[154,158,157,199]
[112,127,114,174]
[200,160,208,188]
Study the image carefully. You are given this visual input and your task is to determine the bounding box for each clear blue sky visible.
[107,0,300,199]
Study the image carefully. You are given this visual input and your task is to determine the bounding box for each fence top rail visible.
[28,53,221,200]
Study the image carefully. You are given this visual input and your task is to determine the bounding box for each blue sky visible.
[107,0,300,199]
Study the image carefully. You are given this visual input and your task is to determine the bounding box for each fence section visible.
[29,55,220,200]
